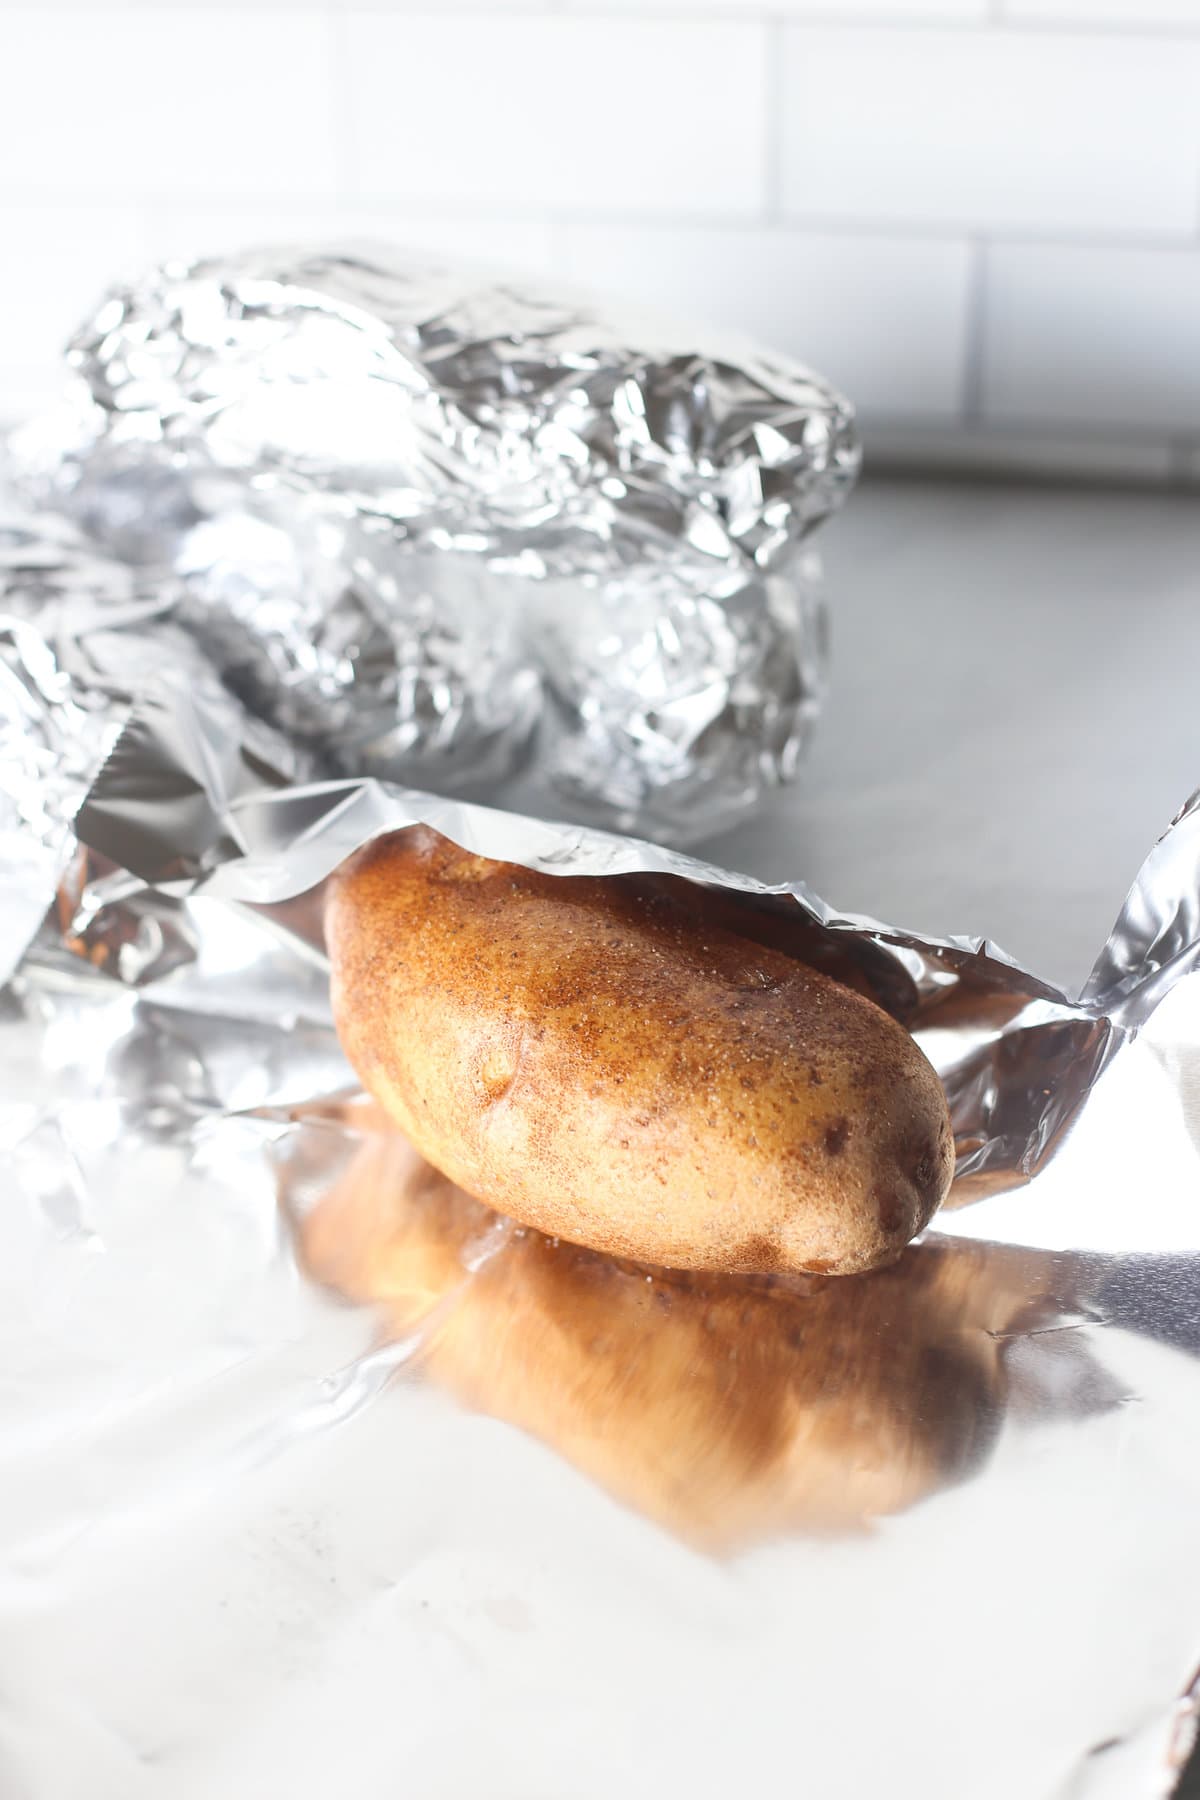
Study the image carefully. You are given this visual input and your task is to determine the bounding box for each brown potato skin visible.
[326,828,954,1276]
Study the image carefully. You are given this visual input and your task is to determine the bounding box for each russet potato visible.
[327,828,954,1276]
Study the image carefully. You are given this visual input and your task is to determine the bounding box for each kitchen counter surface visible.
[704,475,1200,1001]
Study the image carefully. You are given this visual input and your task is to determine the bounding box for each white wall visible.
[3,0,1200,483]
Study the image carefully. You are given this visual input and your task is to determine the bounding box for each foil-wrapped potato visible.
[18,245,859,840]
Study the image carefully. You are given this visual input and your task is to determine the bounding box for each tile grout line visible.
[984,12,1200,36]
[319,7,1200,42]
[763,13,784,225]
[327,1,355,201]
[16,1,1200,37]
[7,195,1200,255]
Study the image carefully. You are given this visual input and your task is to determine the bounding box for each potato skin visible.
[326,827,954,1276]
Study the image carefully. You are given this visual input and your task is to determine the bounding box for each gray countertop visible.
[702,476,1200,1000]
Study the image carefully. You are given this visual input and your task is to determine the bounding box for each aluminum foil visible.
[10,245,856,839]
[0,488,307,992]
[3,542,1200,1797]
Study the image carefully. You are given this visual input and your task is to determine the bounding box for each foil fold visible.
[0,491,303,987]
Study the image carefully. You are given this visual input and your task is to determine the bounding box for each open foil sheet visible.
[10,245,856,842]
[3,495,1200,1799]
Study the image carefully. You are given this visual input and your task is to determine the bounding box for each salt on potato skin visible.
[327,827,954,1278]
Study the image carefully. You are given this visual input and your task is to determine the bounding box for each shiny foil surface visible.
[11,245,857,840]
[0,495,305,989]
[3,534,1200,1797]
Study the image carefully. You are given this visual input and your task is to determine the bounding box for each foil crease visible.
[0,492,304,988]
[12,245,856,838]
[5,514,1200,1796]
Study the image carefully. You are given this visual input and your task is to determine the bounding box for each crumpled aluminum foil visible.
[10,245,856,839]
[3,516,1200,1797]
[0,485,309,991]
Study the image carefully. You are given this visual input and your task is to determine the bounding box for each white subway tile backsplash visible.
[0,10,337,198]
[143,207,558,278]
[983,244,1200,429]
[0,203,150,421]
[342,16,766,215]
[780,28,1200,234]
[0,3,1197,480]
[560,223,971,417]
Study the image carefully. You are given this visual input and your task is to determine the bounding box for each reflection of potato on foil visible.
[290,1124,1061,1551]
